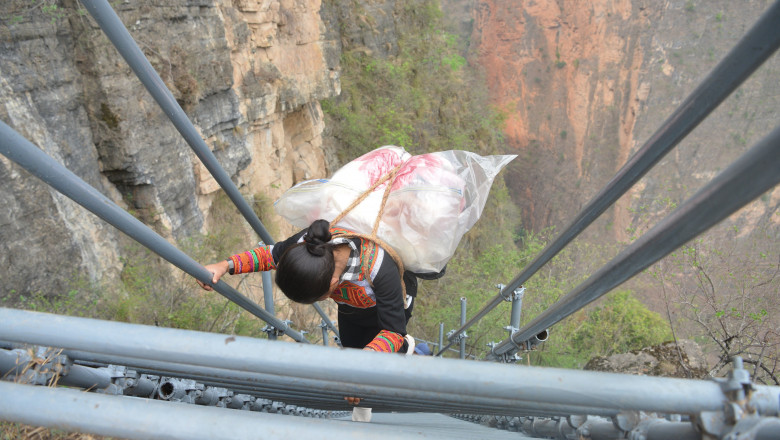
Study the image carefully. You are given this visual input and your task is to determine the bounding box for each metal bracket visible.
[447,329,467,344]
[719,357,753,403]
[498,284,525,302]
[263,320,294,338]
[694,357,765,438]
[487,342,521,363]
[507,329,550,353]
[612,411,641,432]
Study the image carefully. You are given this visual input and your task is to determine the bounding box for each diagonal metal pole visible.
[437,0,780,356]
[79,0,273,245]
[488,124,780,360]
[0,122,307,343]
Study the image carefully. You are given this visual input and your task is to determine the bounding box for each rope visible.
[330,163,408,308]
[331,163,403,227]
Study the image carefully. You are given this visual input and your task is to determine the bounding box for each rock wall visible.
[0,0,340,295]
[465,0,780,240]
[4,0,775,298]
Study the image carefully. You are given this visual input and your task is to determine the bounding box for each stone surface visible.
[464,0,780,239]
[584,339,710,379]
[0,0,340,295]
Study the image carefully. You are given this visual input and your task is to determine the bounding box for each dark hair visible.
[275,219,335,304]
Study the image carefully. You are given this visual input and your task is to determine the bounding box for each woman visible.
[197,219,441,354]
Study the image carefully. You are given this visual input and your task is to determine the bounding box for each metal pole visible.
[0,122,307,343]
[51,347,613,417]
[79,0,273,245]
[509,288,524,331]
[6,309,775,417]
[261,271,277,340]
[438,0,780,354]
[0,381,464,440]
[320,320,329,346]
[459,297,467,360]
[490,123,780,359]
[312,303,340,343]
[438,323,445,356]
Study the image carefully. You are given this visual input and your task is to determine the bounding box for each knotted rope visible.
[331,163,409,308]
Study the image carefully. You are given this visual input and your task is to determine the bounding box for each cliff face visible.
[465,0,780,239]
[0,0,340,295]
[2,0,776,297]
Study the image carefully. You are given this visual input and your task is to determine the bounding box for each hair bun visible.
[304,219,332,256]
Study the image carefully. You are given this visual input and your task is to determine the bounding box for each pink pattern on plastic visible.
[356,149,404,186]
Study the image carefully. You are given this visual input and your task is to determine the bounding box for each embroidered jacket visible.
[228,227,407,353]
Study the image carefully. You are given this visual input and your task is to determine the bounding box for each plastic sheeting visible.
[274,146,516,273]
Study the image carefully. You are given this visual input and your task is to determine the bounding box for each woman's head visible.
[275,219,335,304]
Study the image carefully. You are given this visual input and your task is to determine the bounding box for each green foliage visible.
[411,230,670,367]
[322,0,505,162]
[567,291,672,357]
[2,1,82,27]
[0,196,270,339]
[3,282,99,319]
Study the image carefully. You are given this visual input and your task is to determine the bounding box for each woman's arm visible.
[363,255,408,353]
[196,230,307,291]
[228,246,275,274]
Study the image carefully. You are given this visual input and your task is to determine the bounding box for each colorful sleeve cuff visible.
[364,330,405,353]
[229,246,276,274]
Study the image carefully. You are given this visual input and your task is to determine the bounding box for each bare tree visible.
[651,233,780,385]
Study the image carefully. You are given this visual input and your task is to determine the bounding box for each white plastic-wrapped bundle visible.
[274,146,516,273]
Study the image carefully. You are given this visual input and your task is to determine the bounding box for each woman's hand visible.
[197,260,230,291]
[344,396,362,405]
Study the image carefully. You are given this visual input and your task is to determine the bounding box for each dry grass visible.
[0,422,119,440]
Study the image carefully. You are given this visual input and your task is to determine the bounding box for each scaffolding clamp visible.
[499,285,525,302]
[447,329,467,344]
[263,320,294,338]
[488,342,521,363]
[510,329,550,352]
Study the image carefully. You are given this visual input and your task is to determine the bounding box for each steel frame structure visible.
[2,308,779,439]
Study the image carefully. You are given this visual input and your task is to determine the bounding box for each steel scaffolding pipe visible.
[3,309,779,418]
[438,0,780,356]
[52,347,617,417]
[0,348,31,378]
[0,122,307,343]
[0,348,115,391]
[312,303,340,343]
[0,381,464,440]
[523,416,701,440]
[489,123,780,360]
[261,271,278,340]
[459,297,467,359]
